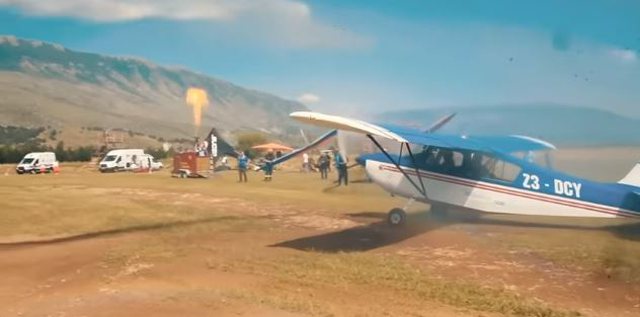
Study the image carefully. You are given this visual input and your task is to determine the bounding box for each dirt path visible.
[1,184,639,316]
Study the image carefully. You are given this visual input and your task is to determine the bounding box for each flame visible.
[185,87,210,133]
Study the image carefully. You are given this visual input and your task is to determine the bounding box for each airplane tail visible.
[618,162,640,187]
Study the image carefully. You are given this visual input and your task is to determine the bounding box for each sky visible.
[0,0,639,118]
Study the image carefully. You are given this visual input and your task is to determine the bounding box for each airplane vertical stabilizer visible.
[618,162,640,187]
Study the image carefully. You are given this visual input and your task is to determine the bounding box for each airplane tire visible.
[387,208,407,227]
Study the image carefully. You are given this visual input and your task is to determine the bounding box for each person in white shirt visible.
[302,152,310,172]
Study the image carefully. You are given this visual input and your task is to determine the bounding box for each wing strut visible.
[405,143,426,197]
[366,135,427,198]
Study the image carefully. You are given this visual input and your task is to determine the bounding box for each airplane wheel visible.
[387,208,406,227]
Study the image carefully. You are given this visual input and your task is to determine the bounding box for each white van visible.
[99,149,145,172]
[16,152,59,174]
[139,154,164,171]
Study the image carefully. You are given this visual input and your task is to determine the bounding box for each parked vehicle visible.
[99,149,145,172]
[139,153,164,171]
[16,152,59,174]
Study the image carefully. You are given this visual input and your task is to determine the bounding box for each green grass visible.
[0,164,401,238]
[1,163,636,316]
[487,222,640,283]
[206,252,580,317]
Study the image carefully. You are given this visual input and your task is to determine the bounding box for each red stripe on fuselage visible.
[379,165,639,218]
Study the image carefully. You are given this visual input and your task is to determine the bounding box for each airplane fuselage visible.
[362,153,640,219]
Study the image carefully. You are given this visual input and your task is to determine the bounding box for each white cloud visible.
[297,93,320,104]
[609,48,637,63]
[0,0,371,49]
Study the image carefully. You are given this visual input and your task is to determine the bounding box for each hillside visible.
[380,105,640,147]
[0,35,307,146]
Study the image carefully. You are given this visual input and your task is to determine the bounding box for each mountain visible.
[0,35,307,146]
[380,105,640,147]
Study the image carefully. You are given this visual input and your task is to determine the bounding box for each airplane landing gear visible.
[387,208,406,226]
[387,197,416,227]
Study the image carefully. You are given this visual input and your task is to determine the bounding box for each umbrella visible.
[251,143,294,152]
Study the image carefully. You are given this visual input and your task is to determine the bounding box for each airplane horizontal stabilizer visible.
[619,162,640,187]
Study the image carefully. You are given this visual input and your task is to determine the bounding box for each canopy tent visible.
[251,143,294,152]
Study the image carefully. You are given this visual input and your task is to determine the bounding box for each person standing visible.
[263,151,275,181]
[334,150,348,186]
[221,155,229,168]
[318,153,329,180]
[302,152,310,172]
[237,151,249,183]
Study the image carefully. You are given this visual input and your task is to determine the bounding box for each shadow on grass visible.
[0,215,238,248]
[273,209,640,252]
[271,212,443,252]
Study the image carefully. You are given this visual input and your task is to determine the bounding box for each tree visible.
[236,132,268,158]
[55,141,67,162]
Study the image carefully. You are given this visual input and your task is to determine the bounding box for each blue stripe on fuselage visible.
[358,152,640,216]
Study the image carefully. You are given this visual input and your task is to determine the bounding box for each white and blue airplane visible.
[291,111,640,226]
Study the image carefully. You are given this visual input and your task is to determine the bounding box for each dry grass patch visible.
[207,252,580,317]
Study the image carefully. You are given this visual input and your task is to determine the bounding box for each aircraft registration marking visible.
[522,173,582,199]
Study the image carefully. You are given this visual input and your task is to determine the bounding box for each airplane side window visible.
[452,151,464,167]
[425,148,439,166]
[465,152,488,178]
[487,159,521,182]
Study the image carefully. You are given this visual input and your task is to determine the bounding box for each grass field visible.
[0,147,639,316]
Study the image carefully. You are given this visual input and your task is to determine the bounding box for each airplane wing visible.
[257,129,338,170]
[290,111,555,154]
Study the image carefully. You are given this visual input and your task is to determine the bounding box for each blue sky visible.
[1,0,639,117]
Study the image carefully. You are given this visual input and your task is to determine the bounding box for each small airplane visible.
[291,111,640,226]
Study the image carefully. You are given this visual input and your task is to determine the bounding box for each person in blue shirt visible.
[334,149,348,186]
[238,151,249,182]
[263,151,275,181]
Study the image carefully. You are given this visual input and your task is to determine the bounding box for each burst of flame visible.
[185,87,210,134]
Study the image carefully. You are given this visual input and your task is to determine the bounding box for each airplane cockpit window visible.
[421,147,474,175]
[418,147,521,182]
[513,150,554,169]
[482,155,522,182]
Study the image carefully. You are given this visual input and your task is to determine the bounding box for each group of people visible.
[235,149,349,186]
[314,151,347,185]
